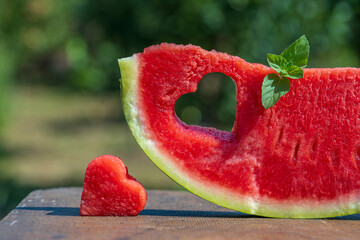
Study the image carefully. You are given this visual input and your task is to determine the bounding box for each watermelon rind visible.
[118,55,360,218]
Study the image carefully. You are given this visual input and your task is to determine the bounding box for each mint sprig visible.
[261,35,310,109]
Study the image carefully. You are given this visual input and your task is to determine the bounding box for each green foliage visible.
[280,35,310,68]
[262,35,309,109]
[1,0,359,128]
[261,74,291,110]
[0,43,13,138]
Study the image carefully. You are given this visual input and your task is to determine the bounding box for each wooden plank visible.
[0,188,359,240]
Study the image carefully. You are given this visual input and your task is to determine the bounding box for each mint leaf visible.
[280,35,309,68]
[267,54,288,75]
[267,54,305,79]
[283,65,303,79]
[261,74,290,109]
[261,35,309,109]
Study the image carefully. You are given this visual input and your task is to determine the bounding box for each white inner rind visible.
[118,56,360,218]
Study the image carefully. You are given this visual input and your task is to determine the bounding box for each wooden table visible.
[0,188,359,239]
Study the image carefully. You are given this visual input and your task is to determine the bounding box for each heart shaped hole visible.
[175,72,236,132]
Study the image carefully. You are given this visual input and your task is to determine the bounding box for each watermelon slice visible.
[80,155,147,216]
[118,43,360,218]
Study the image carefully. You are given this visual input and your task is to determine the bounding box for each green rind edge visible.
[118,56,360,218]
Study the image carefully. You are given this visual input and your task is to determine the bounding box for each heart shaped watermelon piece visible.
[118,43,360,218]
[80,155,147,216]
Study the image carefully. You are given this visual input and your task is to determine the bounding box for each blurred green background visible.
[1,0,360,219]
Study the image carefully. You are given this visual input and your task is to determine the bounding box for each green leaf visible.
[280,35,309,68]
[267,54,304,79]
[262,35,309,109]
[261,73,291,109]
[283,65,303,79]
[267,54,288,74]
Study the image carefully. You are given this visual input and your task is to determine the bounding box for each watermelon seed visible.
[331,149,340,169]
[311,138,318,153]
[354,146,360,169]
[276,127,284,145]
[293,138,301,163]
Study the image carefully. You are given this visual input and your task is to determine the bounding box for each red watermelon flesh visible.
[118,43,360,218]
[80,155,147,216]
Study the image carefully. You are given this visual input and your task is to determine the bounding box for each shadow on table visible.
[14,207,360,220]
[140,209,262,218]
[16,207,80,216]
[140,209,360,220]
[15,207,254,218]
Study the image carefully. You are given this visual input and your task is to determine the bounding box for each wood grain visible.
[0,188,359,240]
